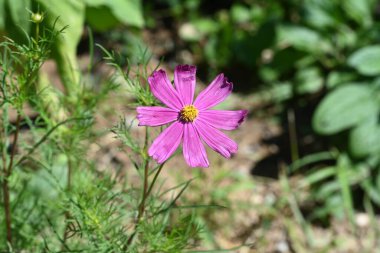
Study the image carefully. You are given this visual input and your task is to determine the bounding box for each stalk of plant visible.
[125,127,166,247]
[2,112,21,245]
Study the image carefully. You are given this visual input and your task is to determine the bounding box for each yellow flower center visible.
[179,105,199,122]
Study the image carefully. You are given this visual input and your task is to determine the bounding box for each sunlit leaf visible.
[348,46,380,76]
[84,0,144,28]
[277,25,331,53]
[313,84,378,135]
[342,0,373,27]
[349,118,380,158]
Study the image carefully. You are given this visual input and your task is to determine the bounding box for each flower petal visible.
[148,70,183,110]
[137,106,179,126]
[149,122,184,164]
[194,119,238,158]
[199,110,248,130]
[193,74,233,110]
[183,123,209,168]
[174,65,196,105]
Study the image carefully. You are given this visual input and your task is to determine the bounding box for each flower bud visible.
[31,13,44,23]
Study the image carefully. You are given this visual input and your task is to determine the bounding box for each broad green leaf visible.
[3,0,31,42]
[312,84,379,135]
[85,6,119,31]
[6,0,30,32]
[304,2,336,29]
[277,25,331,53]
[342,0,373,27]
[348,46,380,76]
[349,118,380,158]
[84,0,144,28]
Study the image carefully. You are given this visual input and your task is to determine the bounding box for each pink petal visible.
[183,123,209,168]
[174,65,196,105]
[194,119,238,158]
[193,74,233,110]
[149,121,184,164]
[199,110,248,130]
[148,70,184,110]
[137,106,179,126]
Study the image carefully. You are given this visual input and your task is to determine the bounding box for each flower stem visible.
[125,127,166,248]
[137,159,149,222]
[146,163,165,198]
[2,113,21,245]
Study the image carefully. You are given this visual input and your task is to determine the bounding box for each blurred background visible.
[1,0,380,252]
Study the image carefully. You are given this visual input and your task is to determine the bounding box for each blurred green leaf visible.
[84,0,144,28]
[290,151,335,172]
[85,6,119,32]
[301,166,335,187]
[37,0,85,95]
[277,25,331,53]
[0,0,5,30]
[349,118,380,158]
[348,46,380,76]
[3,0,31,42]
[193,18,219,35]
[295,67,323,94]
[6,0,31,31]
[362,179,380,205]
[335,26,358,49]
[313,84,379,135]
[342,0,373,27]
[304,0,337,29]
[326,71,357,89]
[336,154,355,226]
[231,4,251,24]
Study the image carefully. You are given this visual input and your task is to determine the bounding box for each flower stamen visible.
[179,105,198,122]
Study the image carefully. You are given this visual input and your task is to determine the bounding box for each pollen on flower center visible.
[179,105,199,122]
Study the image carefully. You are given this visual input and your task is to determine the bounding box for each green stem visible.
[35,23,39,44]
[125,127,166,248]
[137,159,150,222]
[146,163,165,198]
[2,113,21,245]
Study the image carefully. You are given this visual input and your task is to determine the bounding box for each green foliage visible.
[349,119,380,158]
[312,84,379,135]
[0,0,144,99]
[348,46,380,76]
[85,0,144,31]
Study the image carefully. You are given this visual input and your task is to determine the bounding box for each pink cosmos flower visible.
[136,65,247,168]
